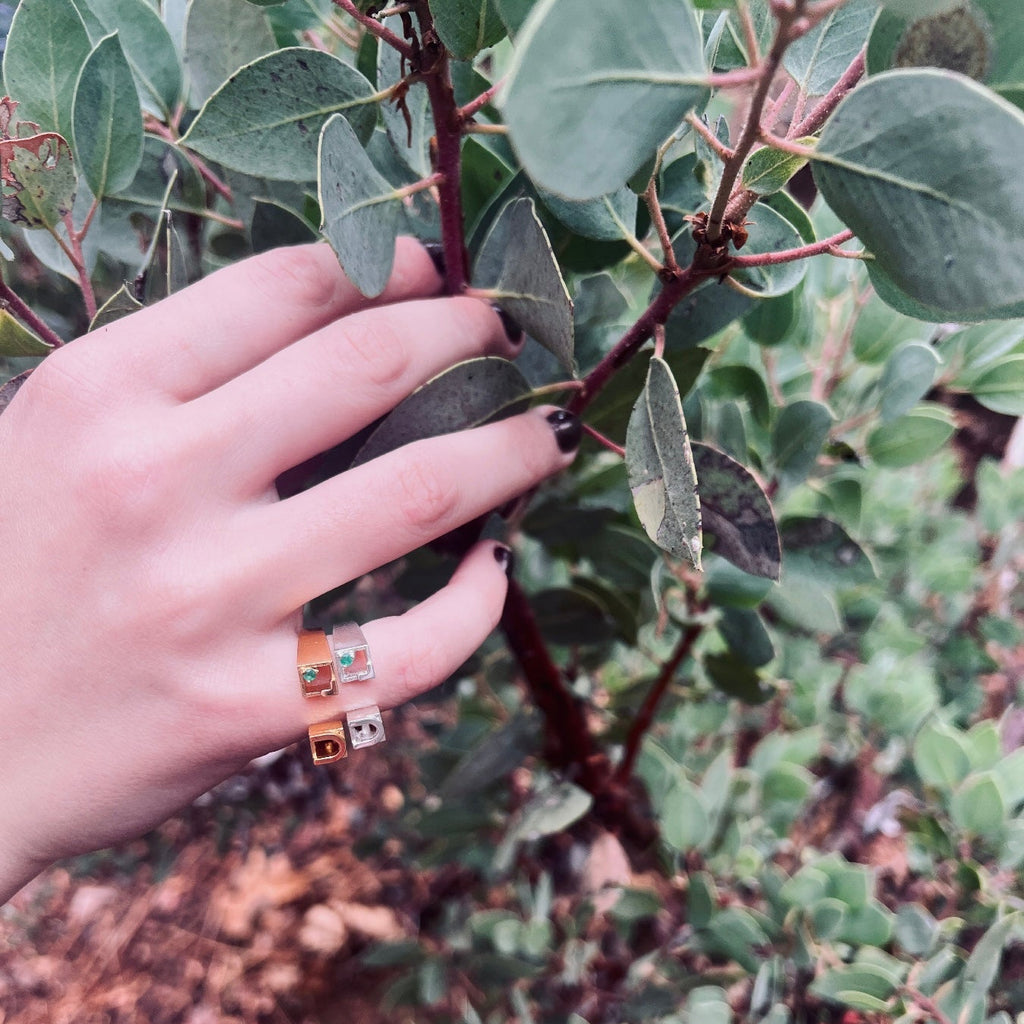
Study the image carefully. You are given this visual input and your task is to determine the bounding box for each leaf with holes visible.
[1,132,76,231]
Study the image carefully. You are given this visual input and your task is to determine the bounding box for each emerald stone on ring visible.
[331,621,375,684]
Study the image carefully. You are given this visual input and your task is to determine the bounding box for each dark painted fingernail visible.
[493,543,515,577]
[546,409,582,454]
[492,305,524,346]
[424,242,446,279]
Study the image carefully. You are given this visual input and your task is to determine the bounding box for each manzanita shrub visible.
[2,0,1024,1019]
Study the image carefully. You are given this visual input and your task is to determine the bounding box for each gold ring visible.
[297,628,338,698]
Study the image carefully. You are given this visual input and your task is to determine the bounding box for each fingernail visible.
[492,305,524,346]
[493,543,515,577]
[424,242,446,279]
[546,409,582,454]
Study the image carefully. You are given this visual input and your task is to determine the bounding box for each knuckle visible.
[337,315,409,392]
[76,431,174,524]
[244,244,341,313]
[391,451,460,534]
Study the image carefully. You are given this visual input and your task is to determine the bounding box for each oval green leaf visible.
[182,48,378,181]
[353,357,531,466]
[473,197,575,372]
[502,0,707,200]
[770,399,833,486]
[692,441,780,581]
[866,403,955,467]
[951,771,1007,839]
[814,69,1024,320]
[783,0,877,96]
[879,342,941,421]
[2,0,92,136]
[913,718,972,790]
[318,113,401,298]
[0,308,52,356]
[626,355,703,570]
[741,141,812,197]
[963,355,1024,415]
[429,0,507,59]
[73,33,144,199]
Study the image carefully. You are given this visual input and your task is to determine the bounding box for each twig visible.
[582,423,625,457]
[462,123,508,136]
[756,129,819,158]
[653,323,666,360]
[736,0,762,66]
[394,171,444,198]
[331,0,414,58]
[146,120,235,203]
[763,78,796,133]
[705,66,765,89]
[0,279,64,347]
[58,213,97,320]
[686,112,736,161]
[789,48,865,137]
[458,78,505,121]
[729,228,855,267]
[705,0,810,243]
[902,986,956,1024]
[615,623,703,784]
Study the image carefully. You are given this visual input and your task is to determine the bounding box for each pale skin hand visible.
[0,239,578,902]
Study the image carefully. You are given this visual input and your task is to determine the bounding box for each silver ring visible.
[347,705,386,749]
[331,621,375,684]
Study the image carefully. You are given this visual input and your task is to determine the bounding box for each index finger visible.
[85,238,443,402]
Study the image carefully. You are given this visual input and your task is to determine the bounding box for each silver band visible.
[331,621,375,684]
[347,706,386,749]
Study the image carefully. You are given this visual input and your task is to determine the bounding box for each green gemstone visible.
[339,651,356,668]
[301,667,319,683]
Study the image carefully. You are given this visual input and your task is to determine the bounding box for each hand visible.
[0,240,579,900]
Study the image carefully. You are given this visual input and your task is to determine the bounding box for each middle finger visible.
[187,296,522,496]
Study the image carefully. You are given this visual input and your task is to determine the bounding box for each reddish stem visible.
[501,580,609,794]
[789,48,865,137]
[0,279,64,347]
[729,228,854,267]
[581,423,626,457]
[331,0,414,58]
[615,623,702,785]
[458,78,504,121]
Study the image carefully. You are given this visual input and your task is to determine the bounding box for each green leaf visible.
[913,719,972,790]
[502,0,707,200]
[813,69,1024,320]
[0,309,52,356]
[2,0,92,136]
[691,442,780,581]
[718,606,774,668]
[697,907,769,973]
[963,912,1024,996]
[950,771,1007,839]
[894,904,939,956]
[353,357,531,466]
[474,197,575,372]
[1,132,77,231]
[866,403,954,467]
[318,113,401,298]
[868,1,1024,112]
[962,355,1024,415]
[705,651,771,703]
[783,0,877,96]
[661,777,711,851]
[741,142,812,197]
[183,0,277,108]
[852,291,935,363]
[770,399,833,486]
[77,0,183,117]
[72,34,143,199]
[89,284,143,331]
[626,355,703,570]
[809,964,900,1008]
[532,587,617,646]
[182,48,378,181]
[779,516,876,588]
[539,187,638,243]
[506,780,593,843]
[429,0,506,59]
[878,342,941,422]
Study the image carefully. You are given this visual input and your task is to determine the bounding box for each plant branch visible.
[0,279,64,348]
[55,215,97,320]
[500,580,609,794]
[644,178,678,272]
[756,130,819,159]
[331,0,414,58]
[729,228,855,267]
[462,122,508,136]
[706,1,810,243]
[146,119,235,203]
[736,0,762,65]
[902,986,956,1024]
[581,423,625,457]
[458,78,504,121]
[704,66,765,89]
[686,112,736,161]
[416,4,469,293]
[394,171,444,199]
[615,622,703,784]
[789,47,866,137]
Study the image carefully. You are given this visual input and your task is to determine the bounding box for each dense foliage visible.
[2,0,1024,1020]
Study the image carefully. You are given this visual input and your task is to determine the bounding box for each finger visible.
[189,297,523,496]
[84,239,443,401]
[250,540,514,753]
[243,406,580,619]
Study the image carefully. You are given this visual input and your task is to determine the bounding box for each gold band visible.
[308,720,347,764]
[297,628,339,698]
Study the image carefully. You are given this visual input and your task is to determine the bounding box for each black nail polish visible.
[424,242,446,279]
[493,543,515,577]
[492,305,524,346]
[546,409,582,454]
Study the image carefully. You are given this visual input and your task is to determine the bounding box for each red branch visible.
[331,0,414,58]
[0,279,64,347]
[458,78,504,121]
[789,48,866,138]
[729,228,855,267]
[615,623,702,785]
